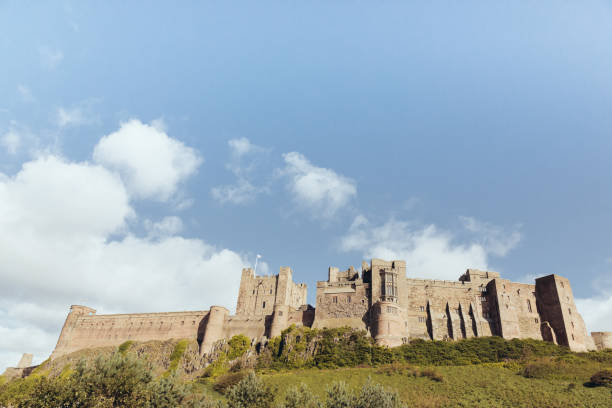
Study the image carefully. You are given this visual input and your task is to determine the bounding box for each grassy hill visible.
[1,326,611,407]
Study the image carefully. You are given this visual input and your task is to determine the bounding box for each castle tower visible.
[535,275,590,351]
[200,306,229,355]
[370,259,407,347]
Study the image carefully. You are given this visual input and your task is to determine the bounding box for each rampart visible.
[46,259,607,361]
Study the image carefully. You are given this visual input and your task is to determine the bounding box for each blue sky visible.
[1,1,611,369]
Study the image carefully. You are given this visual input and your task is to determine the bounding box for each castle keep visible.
[50,259,611,359]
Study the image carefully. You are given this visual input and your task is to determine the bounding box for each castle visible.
[50,259,612,360]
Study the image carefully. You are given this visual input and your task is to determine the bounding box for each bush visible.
[521,358,561,379]
[588,369,612,388]
[213,371,249,394]
[228,335,251,360]
[225,372,276,408]
[355,377,405,408]
[0,353,213,408]
[279,383,322,408]
[325,381,355,408]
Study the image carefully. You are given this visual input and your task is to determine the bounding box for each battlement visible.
[459,269,501,282]
[236,266,307,316]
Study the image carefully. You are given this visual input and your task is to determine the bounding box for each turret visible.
[200,306,229,356]
[269,304,290,338]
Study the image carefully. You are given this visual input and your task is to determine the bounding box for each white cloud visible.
[144,216,184,238]
[576,273,612,333]
[340,216,520,280]
[281,152,357,218]
[1,129,20,155]
[576,293,612,333]
[93,119,203,201]
[212,179,260,205]
[39,46,64,69]
[228,137,257,158]
[460,216,522,257]
[211,138,268,205]
[17,85,34,102]
[56,100,101,128]
[57,107,88,127]
[0,123,247,371]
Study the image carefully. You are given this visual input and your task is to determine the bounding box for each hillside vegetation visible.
[1,326,611,407]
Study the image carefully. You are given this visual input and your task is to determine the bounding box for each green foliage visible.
[257,327,581,371]
[279,383,322,408]
[228,335,250,360]
[394,336,569,366]
[166,339,190,375]
[258,326,394,370]
[325,381,354,408]
[354,377,405,408]
[213,371,249,394]
[118,340,134,355]
[0,352,212,408]
[589,369,612,388]
[225,372,276,408]
[202,354,229,379]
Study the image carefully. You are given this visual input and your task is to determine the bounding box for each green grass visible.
[257,364,612,407]
[164,339,190,377]
[3,330,611,407]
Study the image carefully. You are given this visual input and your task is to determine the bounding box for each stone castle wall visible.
[48,259,610,361]
[591,332,612,350]
[51,306,209,358]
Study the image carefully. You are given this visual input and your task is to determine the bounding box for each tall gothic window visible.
[380,270,397,301]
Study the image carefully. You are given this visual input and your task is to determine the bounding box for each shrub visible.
[325,381,355,408]
[228,335,251,360]
[202,354,229,379]
[213,371,249,394]
[589,369,612,388]
[355,377,405,408]
[0,353,214,408]
[225,372,276,408]
[280,383,322,408]
[521,358,558,379]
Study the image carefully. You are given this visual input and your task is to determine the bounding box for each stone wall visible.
[51,305,209,359]
[312,266,370,330]
[591,332,612,350]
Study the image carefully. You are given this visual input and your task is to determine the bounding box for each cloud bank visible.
[0,121,244,371]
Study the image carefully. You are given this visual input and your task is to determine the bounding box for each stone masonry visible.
[48,259,611,361]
